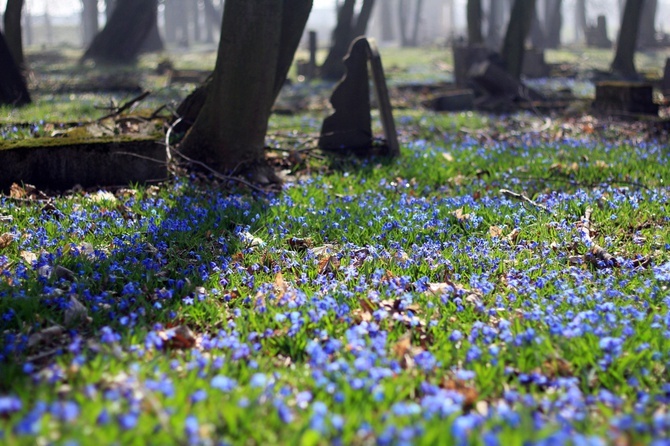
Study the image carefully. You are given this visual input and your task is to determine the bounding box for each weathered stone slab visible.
[593,81,658,116]
[319,36,400,157]
[0,138,167,191]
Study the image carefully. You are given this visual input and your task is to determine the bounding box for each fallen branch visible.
[499,188,552,214]
[581,207,617,267]
[97,90,151,122]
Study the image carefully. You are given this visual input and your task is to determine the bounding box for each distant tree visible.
[501,0,536,79]
[544,0,562,49]
[82,0,160,64]
[179,0,312,183]
[486,0,504,48]
[638,0,657,48]
[0,30,30,106]
[81,0,99,47]
[575,0,586,42]
[321,0,376,80]
[611,0,645,78]
[398,0,424,47]
[467,0,483,45]
[4,0,24,68]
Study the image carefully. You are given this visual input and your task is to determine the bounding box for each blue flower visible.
[211,375,236,392]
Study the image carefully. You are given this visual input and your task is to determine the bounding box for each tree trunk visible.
[203,0,222,41]
[379,0,394,41]
[467,0,483,45]
[611,0,645,78]
[500,0,536,79]
[81,0,99,47]
[352,0,376,39]
[544,0,562,49]
[321,0,355,80]
[575,0,586,42]
[409,0,423,46]
[529,6,545,49]
[4,0,24,68]
[638,0,657,48]
[140,17,164,53]
[192,0,201,42]
[179,0,312,181]
[486,0,503,48]
[105,0,117,20]
[82,0,158,64]
[0,30,30,106]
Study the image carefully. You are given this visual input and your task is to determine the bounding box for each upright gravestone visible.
[319,37,400,157]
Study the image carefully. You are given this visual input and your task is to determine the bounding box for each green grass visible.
[0,46,669,445]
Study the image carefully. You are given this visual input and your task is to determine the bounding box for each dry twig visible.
[499,188,552,214]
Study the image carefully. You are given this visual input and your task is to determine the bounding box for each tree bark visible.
[486,0,503,48]
[638,0,657,48]
[353,0,376,39]
[410,0,423,46]
[81,0,99,47]
[379,0,394,41]
[467,0,483,45]
[321,0,356,80]
[544,0,562,49]
[611,0,645,78]
[105,0,117,20]
[0,30,30,106]
[82,0,158,64]
[4,0,24,68]
[179,0,312,181]
[529,6,545,49]
[575,0,586,42]
[501,0,536,79]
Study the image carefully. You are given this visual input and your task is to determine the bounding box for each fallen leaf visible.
[0,233,14,250]
[9,183,27,199]
[287,237,314,252]
[309,244,339,259]
[20,250,37,265]
[489,226,503,238]
[442,152,454,162]
[90,190,118,203]
[452,208,471,222]
[318,256,340,275]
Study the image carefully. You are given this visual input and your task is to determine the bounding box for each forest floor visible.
[0,46,669,444]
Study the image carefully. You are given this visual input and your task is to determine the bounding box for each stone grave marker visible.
[319,37,400,157]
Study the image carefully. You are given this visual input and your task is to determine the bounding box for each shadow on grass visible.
[0,180,268,393]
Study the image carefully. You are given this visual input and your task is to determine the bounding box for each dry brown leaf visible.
[489,226,503,238]
[0,232,14,250]
[506,228,520,243]
[287,237,314,252]
[452,208,471,222]
[9,183,27,199]
[274,272,289,296]
[318,256,340,275]
[20,250,37,264]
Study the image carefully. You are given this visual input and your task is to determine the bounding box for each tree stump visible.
[592,81,658,116]
[0,138,167,191]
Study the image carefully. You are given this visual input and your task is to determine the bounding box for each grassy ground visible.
[0,47,669,445]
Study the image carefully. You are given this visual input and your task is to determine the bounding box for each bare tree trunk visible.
[638,0,657,48]
[0,30,30,105]
[353,0,376,38]
[321,0,375,80]
[611,0,645,78]
[467,0,483,45]
[544,0,562,49]
[4,0,24,68]
[379,0,394,41]
[202,0,222,41]
[82,0,158,64]
[192,0,201,42]
[81,0,98,47]
[105,0,116,20]
[529,6,545,49]
[501,0,536,79]
[180,0,312,181]
[575,0,586,42]
[410,0,423,46]
[486,0,503,48]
